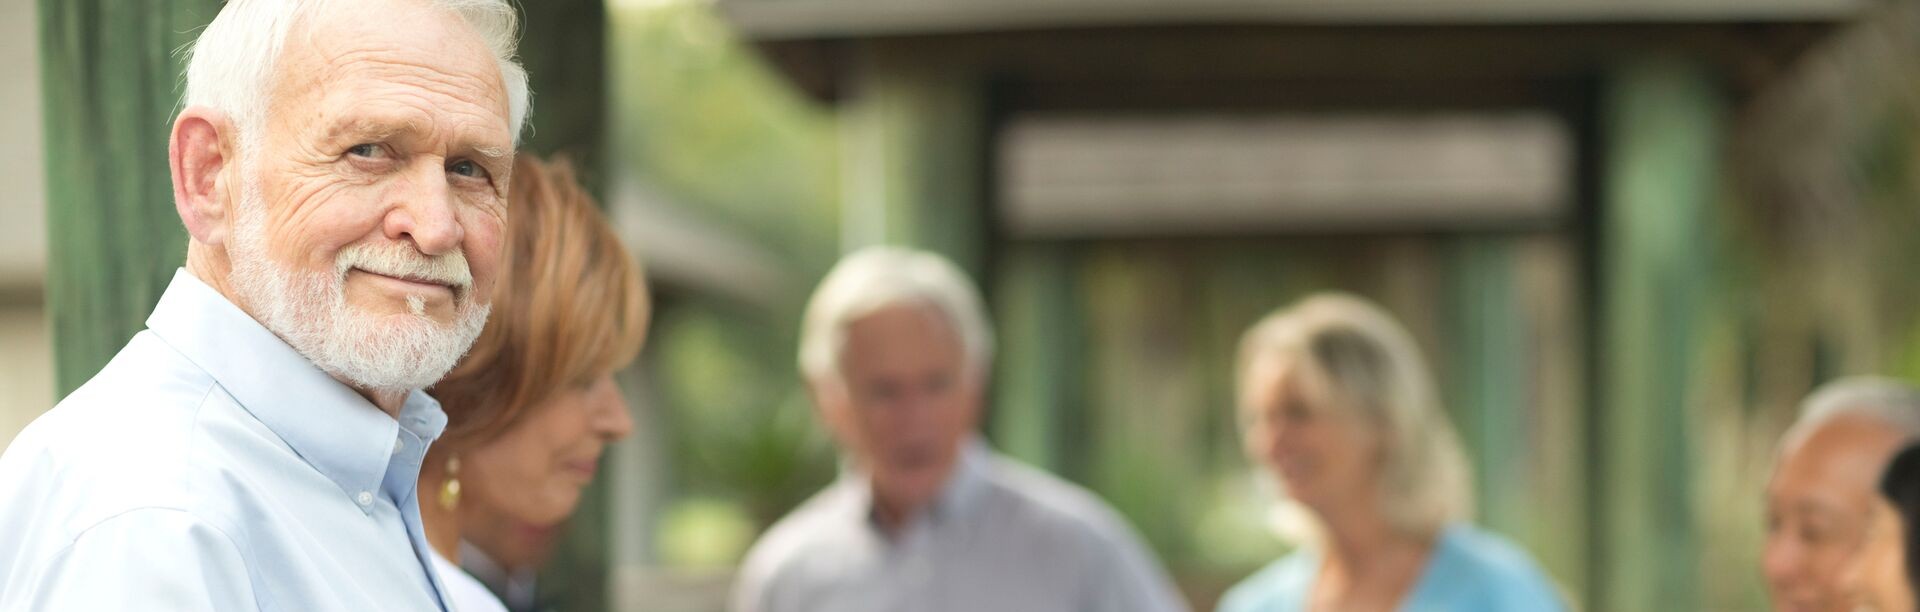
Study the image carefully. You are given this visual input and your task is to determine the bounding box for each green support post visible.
[836,44,987,276]
[1596,60,1721,612]
[513,2,615,610]
[514,0,608,197]
[39,0,219,398]
[1442,236,1590,604]
[991,244,1084,473]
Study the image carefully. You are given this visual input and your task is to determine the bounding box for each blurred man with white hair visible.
[731,246,1189,612]
[1765,377,1920,612]
[0,0,528,609]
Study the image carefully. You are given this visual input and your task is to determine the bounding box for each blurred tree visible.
[610,0,839,275]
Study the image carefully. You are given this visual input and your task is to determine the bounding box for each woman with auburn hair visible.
[419,155,650,612]
[1218,293,1563,612]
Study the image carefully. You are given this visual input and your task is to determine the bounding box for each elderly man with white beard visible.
[0,0,528,610]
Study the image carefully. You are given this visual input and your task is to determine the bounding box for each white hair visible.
[183,0,530,148]
[1788,377,1920,445]
[799,246,995,383]
[1237,292,1473,541]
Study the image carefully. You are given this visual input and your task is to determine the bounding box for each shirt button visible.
[356,491,375,506]
[393,438,405,455]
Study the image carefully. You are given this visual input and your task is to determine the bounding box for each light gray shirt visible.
[731,440,1190,612]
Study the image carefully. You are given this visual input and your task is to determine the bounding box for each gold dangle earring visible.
[439,455,462,511]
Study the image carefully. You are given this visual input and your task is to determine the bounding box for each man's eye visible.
[348,144,384,159]
[864,383,902,404]
[449,160,490,180]
[924,373,952,393]
[1283,403,1313,422]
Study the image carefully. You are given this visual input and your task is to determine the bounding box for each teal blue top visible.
[1216,524,1566,612]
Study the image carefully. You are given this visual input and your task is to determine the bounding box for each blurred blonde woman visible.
[419,155,650,612]
[1217,293,1563,612]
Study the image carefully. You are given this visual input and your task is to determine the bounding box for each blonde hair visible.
[431,155,650,450]
[1236,292,1472,540]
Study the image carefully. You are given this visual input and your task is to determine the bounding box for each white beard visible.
[225,174,491,395]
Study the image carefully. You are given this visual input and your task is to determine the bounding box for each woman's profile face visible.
[1240,355,1383,520]
[462,374,635,530]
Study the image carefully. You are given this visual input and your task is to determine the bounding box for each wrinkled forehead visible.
[268,1,511,138]
[841,303,964,359]
[1772,418,1908,509]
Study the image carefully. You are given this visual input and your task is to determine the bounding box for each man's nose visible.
[897,386,945,418]
[1762,537,1803,586]
[382,161,464,255]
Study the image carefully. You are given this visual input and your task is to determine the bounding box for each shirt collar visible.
[145,268,448,504]
[937,437,991,518]
[842,436,992,530]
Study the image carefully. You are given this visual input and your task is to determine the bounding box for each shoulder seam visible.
[28,506,264,608]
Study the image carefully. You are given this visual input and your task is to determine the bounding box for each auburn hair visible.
[431,154,650,451]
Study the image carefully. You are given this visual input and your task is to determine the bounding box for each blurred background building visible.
[11,0,1920,611]
[1,0,52,464]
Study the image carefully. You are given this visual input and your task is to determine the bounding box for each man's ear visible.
[958,370,989,430]
[806,375,855,442]
[170,107,240,246]
[804,376,838,420]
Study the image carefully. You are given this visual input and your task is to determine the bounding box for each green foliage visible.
[652,301,836,534]
[657,497,759,569]
[610,0,840,276]
[607,0,845,568]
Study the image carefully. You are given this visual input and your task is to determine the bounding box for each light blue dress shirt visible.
[0,269,453,611]
[1215,523,1566,612]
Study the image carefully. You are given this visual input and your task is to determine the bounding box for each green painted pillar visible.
[837,45,986,276]
[990,244,1086,475]
[1443,237,1525,532]
[513,3,615,611]
[1442,236,1589,604]
[514,0,608,197]
[1596,60,1721,612]
[39,0,218,398]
